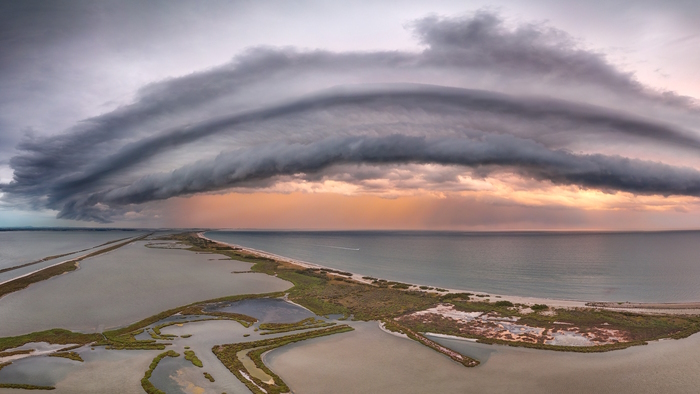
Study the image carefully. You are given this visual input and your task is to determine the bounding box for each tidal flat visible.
[0,240,290,336]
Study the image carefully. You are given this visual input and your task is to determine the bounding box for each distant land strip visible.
[0,234,151,299]
[0,236,132,275]
[587,302,700,310]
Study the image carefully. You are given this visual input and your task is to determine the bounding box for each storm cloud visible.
[1,9,700,223]
[54,133,700,222]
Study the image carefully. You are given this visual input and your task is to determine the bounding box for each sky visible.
[1,0,700,230]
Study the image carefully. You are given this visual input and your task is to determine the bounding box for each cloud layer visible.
[2,11,700,223]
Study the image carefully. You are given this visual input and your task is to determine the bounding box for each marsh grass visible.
[184,350,203,367]
[48,351,83,362]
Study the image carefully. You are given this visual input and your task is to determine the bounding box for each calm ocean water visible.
[206,230,700,303]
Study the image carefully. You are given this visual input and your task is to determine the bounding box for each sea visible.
[205,230,700,303]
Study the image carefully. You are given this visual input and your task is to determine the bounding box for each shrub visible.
[494,301,514,307]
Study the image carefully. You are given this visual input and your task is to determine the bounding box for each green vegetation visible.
[260,322,336,335]
[531,304,549,311]
[181,334,192,338]
[214,325,354,394]
[141,350,179,394]
[440,292,472,301]
[228,258,440,321]
[494,300,514,307]
[56,344,83,352]
[0,383,55,390]
[48,351,83,362]
[184,350,203,367]
[101,328,166,351]
[203,372,215,382]
[179,305,258,327]
[0,348,34,357]
[258,317,336,335]
[0,329,101,353]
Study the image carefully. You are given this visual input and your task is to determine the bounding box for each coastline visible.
[198,232,700,314]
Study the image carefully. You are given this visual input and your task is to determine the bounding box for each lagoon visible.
[0,240,290,336]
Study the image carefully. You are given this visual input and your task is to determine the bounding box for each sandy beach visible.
[197,233,700,314]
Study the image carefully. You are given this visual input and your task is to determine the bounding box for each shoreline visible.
[197,232,700,313]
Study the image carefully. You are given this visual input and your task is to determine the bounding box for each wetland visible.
[2,230,700,393]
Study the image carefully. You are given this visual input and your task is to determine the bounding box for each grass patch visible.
[259,322,336,335]
[0,383,55,390]
[203,372,215,382]
[257,317,337,336]
[184,350,203,368]
[0,349,34,357]
[48,351,83,362]
[0,329,101,353]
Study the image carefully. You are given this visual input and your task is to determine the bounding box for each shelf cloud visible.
[1,10,699,223]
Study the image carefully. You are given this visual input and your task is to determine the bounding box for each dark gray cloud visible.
[55,133,700,222]
[5,10,697,175]
[6,84,699,214]
[2,10,700,222]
